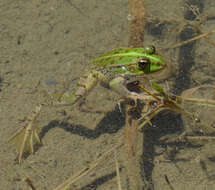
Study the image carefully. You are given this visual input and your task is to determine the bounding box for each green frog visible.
[8,46,169,164]
[54,46,168,106]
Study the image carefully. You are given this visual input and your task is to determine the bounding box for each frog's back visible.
[91,48,148,67]
[90,47,165,76]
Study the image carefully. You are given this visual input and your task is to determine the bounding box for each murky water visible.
[1,0,215,189]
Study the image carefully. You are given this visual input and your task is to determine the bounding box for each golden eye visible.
[137,58,150,70]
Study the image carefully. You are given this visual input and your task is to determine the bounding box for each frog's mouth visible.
[146,62,173,81]
[114,63,165,76]
[148,62,166,73]
[126,60,166,75]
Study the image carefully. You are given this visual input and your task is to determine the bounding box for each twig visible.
[162,29,215,50]
[179,96,215,106]
[53,142,123,190]
[8,104,42,164]
[161,135,215,144]
[114,150,122,190]
[164,175,174,190]
[25,177,37,190]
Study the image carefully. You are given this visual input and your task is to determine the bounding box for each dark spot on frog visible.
[118,56,124,60]
[127,66,136,72]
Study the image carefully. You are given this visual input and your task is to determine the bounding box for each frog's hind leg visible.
[54,70,109,107]
[8,105,42,164]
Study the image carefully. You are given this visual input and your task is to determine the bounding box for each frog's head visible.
[119,46,166,75]
[92,46,166,76]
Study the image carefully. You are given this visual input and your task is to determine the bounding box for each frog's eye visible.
[145,45,156,54]
[137,58,150,70]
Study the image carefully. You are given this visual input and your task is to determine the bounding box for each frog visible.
[53,46,167,106]
[8,46,168,164]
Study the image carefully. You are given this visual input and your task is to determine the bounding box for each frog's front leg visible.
[109,76,143,103]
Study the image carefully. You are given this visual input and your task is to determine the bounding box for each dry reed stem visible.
[126,0,146,188]
[124,110,138,157]
[123,105,144,189]
[114,150,122,190]
[129,0,146,47]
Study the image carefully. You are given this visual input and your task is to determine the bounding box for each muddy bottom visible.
[1,0,215,189]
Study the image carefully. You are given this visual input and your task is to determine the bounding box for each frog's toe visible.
[127,92,144,105]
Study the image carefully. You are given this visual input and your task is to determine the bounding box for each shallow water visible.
[1,0,215,189]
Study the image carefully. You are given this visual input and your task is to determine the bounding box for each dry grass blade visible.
[162,29,215,50]
[162,99,194,119]
[137,83,195,130]
[138,107,167,130]
[181,85,215,97]
[8,104,42,164]
[178,85,215,107]
[179,96,215,107]
[53,142,122,190]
